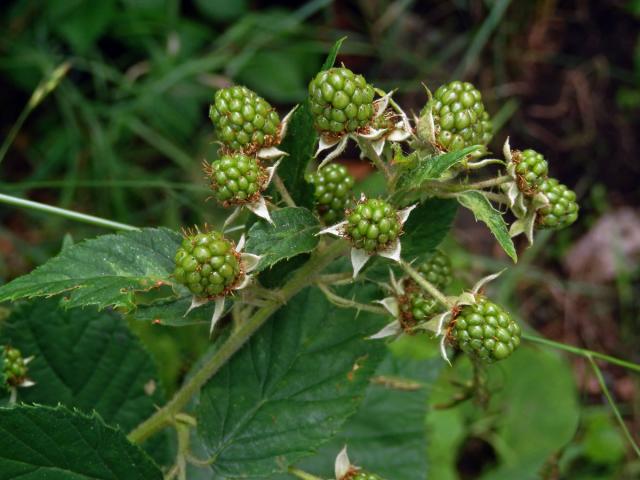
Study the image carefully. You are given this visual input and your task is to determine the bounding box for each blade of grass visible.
[587,355,640,458]
[0,193,137,231]
[454,0,512,78]
[0,62,71,165]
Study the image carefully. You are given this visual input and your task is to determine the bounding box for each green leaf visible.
[0,404,161,479]
[0,299,164,433]
[426,346,579,480]
[401,198,458,261]
[320,36,346,70]
[195,286,387,478]
[238,50,308,103]
[245,207,320,272]
[398,145,481,190]
[0,228,181,311]
[295,344,442,480]
[277,37,345,206]
[456,191,518,262]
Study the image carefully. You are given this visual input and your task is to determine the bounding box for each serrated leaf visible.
[0,299,164,433]
[195,285,387,478]
[0,228,181,310]
[456,191,518,262]
[401,198,458,261]
[0,404,161,479]
[245,207,320,272]
[294,349,442,480]
[426,346,578,480]
[399,145,481,190]
[277,37,345,206]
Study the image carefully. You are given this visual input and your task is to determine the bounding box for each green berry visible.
[351,472,384,480]
[174,230,242,298]
[537,178,579,230]
[209,85,281,154]
[430,81,491,151]
[513,149,548,194]
[206,154,266,205]
[2,346,28,388]
[451,297,521,362]
[399,281,442,327]
[307,163,355,223]
[480,111,493,145]
[308,67,376,135]
[398,251,451,326]
[345,198,402,253]
[416,250,452,290]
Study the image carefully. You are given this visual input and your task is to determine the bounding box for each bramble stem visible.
[399,259,453,308]
[357,138,393,183]
[272,173,297,207]
[522,333,640,373]
[128,240,349,445]
[426,175,511,192]
[317,283,388,315]
[587,356,640,458]
[288,467,324,480]
[0,193,138,231]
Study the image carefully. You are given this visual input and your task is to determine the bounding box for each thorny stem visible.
[399,259,453,308]
[317,282,388,315]
[288,467,324,480]
[425,175,511,192]
[471,356,489,408]
[0,193,138,231]
[272,173,297,208]
[128,239,349,445]
[357,137,393,184]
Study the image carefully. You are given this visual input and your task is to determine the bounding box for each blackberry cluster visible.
[206,154,266,205]
[416,250,452,289]
[345,198,401,253]
[399,250,451,325]
[537,178,579,230]
[309,67,376,134]
[174,230,242,298]
[450,297,521,362]
[513,149,548,194]
[430,81,491,151]
[1,346,28,388]
[307,163,355,223]
[209,85,280,153]
[399,283,441,326]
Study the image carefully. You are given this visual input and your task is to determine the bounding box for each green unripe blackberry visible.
[1,346,28,388]
[345,198,402,253]
[416,250,452,290]
[536,178,579,230]
[307,163,355,223]
[174,230,242,298]
[513,149,548,194]
[399,281,442,327]
[206,154,266,205]
[430,81,490,151]
[450,297,521,362]
[209,85,281,154]
[308,67,376,134]
[480,111,493,145]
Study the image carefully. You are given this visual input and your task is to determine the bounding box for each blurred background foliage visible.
[1,0,639,478]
